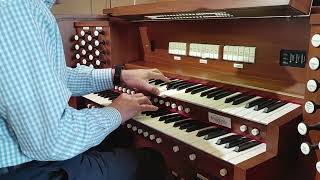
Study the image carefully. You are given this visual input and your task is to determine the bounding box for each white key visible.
[249,103,290,123]
[261,103,300,124]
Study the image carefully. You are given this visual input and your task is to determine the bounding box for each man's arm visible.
[0,1,121,161]
[66,66,114,96]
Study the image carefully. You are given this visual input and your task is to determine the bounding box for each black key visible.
[173,119,192,127]
[170,81,189,90]
[207,89,226,99]
[185,84,204,93]
[234,141,261,152]
[245,98,268,108]
[154,80,165,85]
[190,86,210,94]
[149,79,156,83]
[225,138,251,148]
[151,110,171,118]
[165,116,188,124]
[216,134,242,145]
[254,99,278,111]
[146,108,166,116]
[179,121,197,130]
[167,80,184,89]
[158,82,168,86]
[186,124,209,132]
[204,130,228,140]
[232,95,256,105]
[225,93,245,103]
[200,88,219,97]
[196,127,220,137]
[213,91,234,100]
[159,114,180,121]
[177,83,196,91]
[263,102,287,113]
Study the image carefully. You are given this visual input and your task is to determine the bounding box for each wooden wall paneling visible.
[52,0,93,15]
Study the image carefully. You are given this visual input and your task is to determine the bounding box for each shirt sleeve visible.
[66,66,114,96]
[0,0,121,161]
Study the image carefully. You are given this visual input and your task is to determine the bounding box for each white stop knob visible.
[316,161,320,173]
[122,88,127,93]
[189,154,196,161]
[143,132,149,137]
[82,59,87,65]
[74,44,80,50]
[88,45,93,51]
[94,40,100,47]
[88,55,94,61]
[251,128,260,136]
[96,60,101,66]
[80,30,85,36]
[149,134,155,140]
[126,89,131,94]
[75,54,81,59]
[156,138,162,144]
[131,91,135,95]
[159,100,164,105]
[95,50,100,56]
[171,103,177,109]
[312,34,320,47]
[153,98,159,103]
[137,129,143,134]
[118,87,123,91]
[305,101,315,114]
[94,30,99,37]
[184,108,190,114]
[220,168,228,177]
[307,80,318,93]
[81,49,86,55]
[81,40,86,46]
[114,86,118,90]
[300,142,311,155]
[74,35,79,41]
[89,64,94,68]
[178,105,184,111]
[126,124,132,129]
[165,102,171,107]
[240,125,248,132]
[172,146,180,152]
[87,35,92,41]
[297,122,308,136]
[309,57,320,70]
[132,126,137,132]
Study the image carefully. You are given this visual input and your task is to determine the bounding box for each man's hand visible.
[121,69,170,95]
[109,93,158,123]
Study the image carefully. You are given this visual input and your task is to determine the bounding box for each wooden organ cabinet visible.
[56,0,320,179]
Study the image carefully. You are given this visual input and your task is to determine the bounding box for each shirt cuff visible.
[92,68,114,92]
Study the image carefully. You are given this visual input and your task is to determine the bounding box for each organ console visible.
[55,0,320,179]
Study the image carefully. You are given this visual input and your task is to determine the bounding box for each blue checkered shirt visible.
[0,0,121,168]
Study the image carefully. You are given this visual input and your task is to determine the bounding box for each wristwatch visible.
[113,65,123,86]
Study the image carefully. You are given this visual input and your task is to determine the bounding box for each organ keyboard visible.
[83,77,302,179]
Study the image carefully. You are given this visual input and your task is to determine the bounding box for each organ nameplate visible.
[208,112,231,128]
